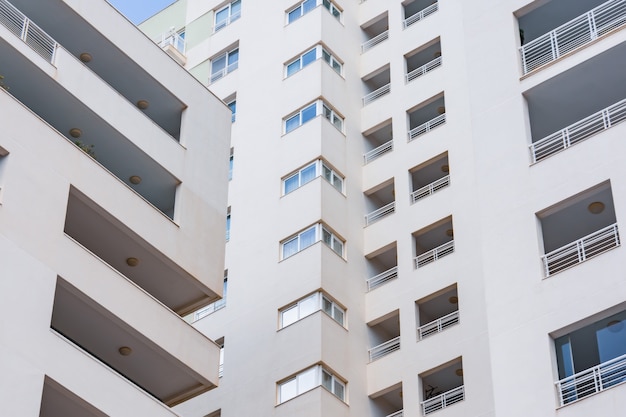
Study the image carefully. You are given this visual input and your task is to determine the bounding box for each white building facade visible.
[0,0,230,415]
[141,0,626,416]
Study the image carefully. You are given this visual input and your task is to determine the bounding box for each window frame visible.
[277,365,346,404]
[284,45,343,78]
[282,159,344,195]
[279,292,346,329]
[281,223,345,259]
[286,0,342,25]
[283,100,344,134]
[214,0,241,32]
[210,47,239,83]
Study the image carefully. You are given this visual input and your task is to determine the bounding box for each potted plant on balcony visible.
[73,140,96,159]
[0,74,7,90]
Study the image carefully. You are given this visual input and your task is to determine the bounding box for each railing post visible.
[602,109,611,129]
[550,32,559,60]
[577,240,586,262]
[563,128,571,148]
[588,11,598,40]
[543,256,550,277]
[521,47,528,74]
[20,18,29,41]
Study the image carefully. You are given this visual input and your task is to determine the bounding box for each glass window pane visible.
[322,228,332,245]
[333,380,344,399]
[285,115,300,133]
[332,239,343,255]
[322,297,332,315]
[322,105,331,121]
[283,237,299,258]
[333,306,344,324]
[322,49,331,64]
[298,367,318,393]
[333,116,343,131]
[288,8,300,23]
[215,8,229,26]
[332,174,342,191]
[332,60,341,73]
[322,165,332,182]
[302,49,316,67]
[231,0,241,15]
[284,174,299,194]
[287,60,300,76]
[301,103,317,124]
[300,164,317,185]
[280,378,297,402]
[281,305,299,327]
[321,370,332,391]
[300,227,316,249]
[228,49,239,65]
[332,7,340,18]
[596,319,626,363]
[212,55,226,74]
[299,293,318,318]
[322,0,331,10]
[303,0,316,13]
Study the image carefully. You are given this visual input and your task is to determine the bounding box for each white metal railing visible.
[414,240,454,269]
[193,298,226,321]
[421,386,465,415]
[210,61,239,84]
[363,83,391,106]
[408,113,446,141]
[530,98,626,163]
[403,2,439,29]
[214,9,241,32]
[361,30,389,53]
[368,336,400,362]
[542,223,619,277]
[366,266,398,291]
[406,56,442,83]
[219,363,224,378]
[411,175,450,204]
[520,0,626,74]
[0,0,57,63]
[556,353,626,406]
[385,411,403,417]
[365,201,395,226]
[417,310,459,340]
[364,139,393,164]
[157,30,185,54]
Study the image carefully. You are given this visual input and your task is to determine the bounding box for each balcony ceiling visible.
[40,378,108,417]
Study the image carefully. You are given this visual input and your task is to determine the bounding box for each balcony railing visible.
[411,175,450,204]
[530,98,626,163]
[406,56,442,83]
[520,0,626,74]
[417,310,459,340]
[408,114,446,141]
[542,223,620,277]
[368,336,400,362]
[385,411,403,417]
[364,139,393,164]
[193,298,226,321]
[0,0,57,63]
[403,2,439,29]
[365,201,395,226]
[363,83,391,106]
[414,240,454,269]
[421,385,465,415]
[367,266,398,292]
[157,30,185,54]
[556,353,626,406]
[361,30,389,53]
[214,10,241,32]
[210,61,238,84]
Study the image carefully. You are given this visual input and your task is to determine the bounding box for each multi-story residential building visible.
[0,0,230,415]
[140,0,626,417]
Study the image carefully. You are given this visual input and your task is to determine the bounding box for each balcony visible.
[40,377,109,417]
[416,284,459,341]
[366,242,398,291]
[362,66,391,106]
[420,358,465,415]
[370,383,403,417]
[413,217,454,269]
[155,28,186,65]
[422,386,465,415]
[405,38,442,83]
[403,0,439,29]
[0,0,57,62]
[365,179,395,226]
[363,120,393,164]
[407,95,446,142]
[410,153,450,204]
[518,0,626,74]
[368,311,400,362]
[361,12,388,53]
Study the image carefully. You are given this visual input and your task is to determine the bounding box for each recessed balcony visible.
[370,383,403,417]
[405,38,442,83]
[366,242,398,291]
[403,0,439,29]
[365,179,395,226]
[420,358,465,415]
[40,377,107,417]
[410,152,450,204]
[407,94,446,142]
[363,119,393,164]
[368,311,400,362]
[361,12,388,53]
[413,217,454,269]
[362,65,391,106]
[416,285,459,341]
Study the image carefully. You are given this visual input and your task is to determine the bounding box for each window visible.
[158,27,185,53]
[193,272,228,320]
[226,207,231,241]
[286,0,341,24]
[210,47,239,83]
[280,292,345,328]
[227,99,236,123]
[282,159,344,195]
[278,365,346,404]
[285,45,342,77]
[215,0,241,32]
[228,148,234,180]
[284,100,344,134]
[281,223,344,259]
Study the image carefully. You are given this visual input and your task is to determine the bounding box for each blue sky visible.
[107,0,176,24]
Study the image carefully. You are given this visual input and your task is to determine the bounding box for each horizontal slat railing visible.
[365,201,395,226]
[417,310,460,340]
[542,223,619,277]
[0,0,57,62]
[408,114,446,141]
[421,385,465,415]
[406,56,442,83]
[368,336,400,362]
[363,83,391,106]
[214,9,241,32]
[210,61,239,84]
[364,139,393,164]
[367,266,398,291]
[556,353,626,406]
[414,240,454,269]
[520,0,626,74]
[361,30,389,53]
[403,2,439,29]
[530,98,626,163]
[411,175,450,204]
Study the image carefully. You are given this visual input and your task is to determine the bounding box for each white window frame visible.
[286,0,342,24]
[283,100,344,134]
[281,223,345,259]
[279,292,346,329]
[285,45,343,78]
[214,0,241,32]
[228,148,234,180]
[278,365,346,404]
[210,47,239,84]
[282,159,344,195]
[225,207,231,241]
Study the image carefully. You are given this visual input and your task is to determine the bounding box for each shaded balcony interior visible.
[0,37,180,218]
[365,242,398,291]
[525,42,626,162]
[538,182,618,277]
[368,310,401,362]
[39,377,107,417]
[193,272,228,322]
[364,178,395,226]
[7,0,185,139]
[407,94,446,141]
[416,284,459,341]
[64,187,220,316]
[363,119,393,164]
[369,383,403,417]
[362,65,391,106]
[554,308,626,406]
[361,12,389,53]
[51,278,216,407]
[420,358,465,415]
[410,152,450,204]
[403,0,439,28]
[405,38,442,83]
[413,217,454,268]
